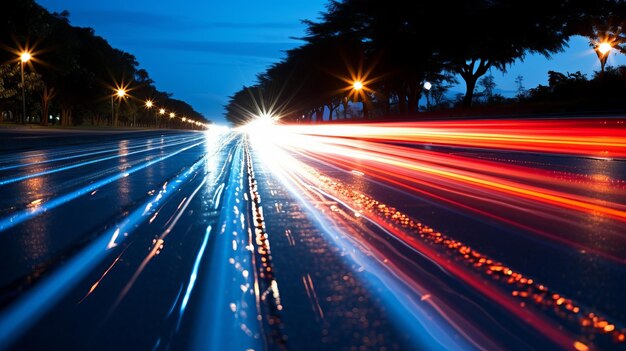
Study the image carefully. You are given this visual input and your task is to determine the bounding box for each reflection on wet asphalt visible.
[0,127,625,351]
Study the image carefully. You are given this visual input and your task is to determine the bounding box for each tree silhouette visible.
[478,74,496,100]
[222,0,625,124]
[0,0,208,127]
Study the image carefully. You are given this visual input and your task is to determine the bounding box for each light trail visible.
[246,122,626,262]
[110,175,208,312]
[0,139,205,232]
[0,135,205,186]
[0,150,211,350]
[245,117,626,350]
[0,134,197,171]
[192,141,263,351]
[249,137,497,350]
[280,118,626,158]
[74,131,237,305]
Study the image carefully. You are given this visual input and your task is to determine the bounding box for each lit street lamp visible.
[145,100,154,128]
[351,80,366,119]
[159,108,166,129]
[423,81,432,111]
[19,51,31,124]
[595,41,613,75]
[111,88,126,127]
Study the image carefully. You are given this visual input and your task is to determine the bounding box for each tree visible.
[41,85,56,126]
[437,0,580,107]
[304,0,450,115]
[0,0,210,127]
[478,74,496,100]
[515,75,526,98]
[0,64,18,100]
[223,0,625,124]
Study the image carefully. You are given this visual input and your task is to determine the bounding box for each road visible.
[0,121,624,351]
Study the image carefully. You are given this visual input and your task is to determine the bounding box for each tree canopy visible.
[0,0,208,128]
[225,0,626,125]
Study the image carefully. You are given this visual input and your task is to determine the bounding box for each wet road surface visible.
[0,123,625,351]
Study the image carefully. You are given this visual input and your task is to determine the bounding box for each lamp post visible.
[145,100,154,128]
[423,81,432,111]
[159,108,165,129]
[351,80,366,119]
[596,41,613,75]
[19,52,31,124]
[110,95,114,126]
[112,88,126,127]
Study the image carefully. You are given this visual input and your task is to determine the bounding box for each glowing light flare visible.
[336,59,380,103]
[20,52,31,63]
[116,88,126,98]
[145,100,153,108]
[159,108,166,115]
[597,42,612,56]
[239,113,282,140]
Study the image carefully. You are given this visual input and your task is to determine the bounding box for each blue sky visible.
[38,0,626,124]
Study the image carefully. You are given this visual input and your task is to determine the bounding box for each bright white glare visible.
[598,42,612,55]
[423,81,432,90]
[240,113,277,133]
[116,89,126,98]
[239,113,289,151]
[205,124,230,135]
[20,52,31,63]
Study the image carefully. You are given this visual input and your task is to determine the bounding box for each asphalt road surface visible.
[0,125,624,351]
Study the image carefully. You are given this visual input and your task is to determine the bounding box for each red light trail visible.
[247,117,626,350]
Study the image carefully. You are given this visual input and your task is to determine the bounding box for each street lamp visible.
[169,112,176,130]
[19,51,32,124]
[423,81,432,111]
[350,80,367,119]
[158,108,166,129]
[111,88,126,127]
[145,100,155,128]
[595,41,613,75]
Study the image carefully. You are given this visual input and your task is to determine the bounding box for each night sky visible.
[38,0,626,124]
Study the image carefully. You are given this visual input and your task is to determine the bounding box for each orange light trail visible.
[280,118,626,158]
[319,144,626,221]
[245,117,626,349]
